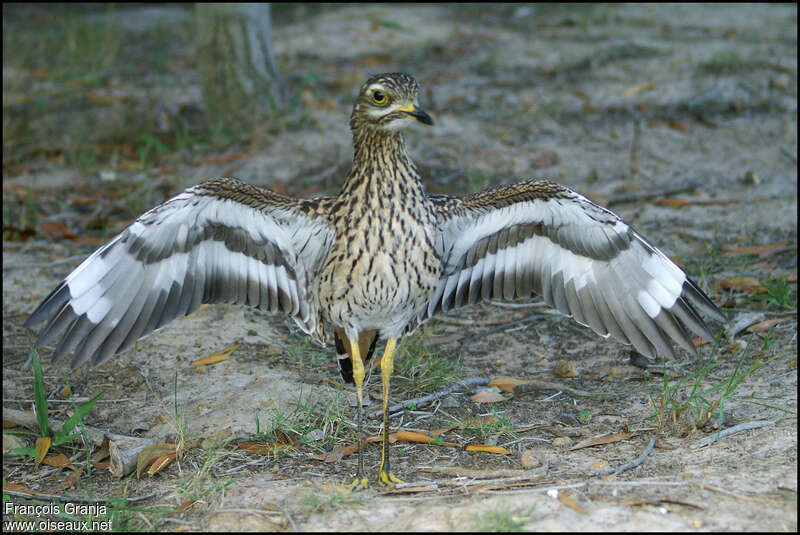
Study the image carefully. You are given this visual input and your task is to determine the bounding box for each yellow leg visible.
[345,336,369,491]
[378,338,404,487]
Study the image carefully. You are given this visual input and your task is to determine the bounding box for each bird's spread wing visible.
[421,180,725,358]
[25,177,335,369]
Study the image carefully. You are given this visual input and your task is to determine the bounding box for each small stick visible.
[513,380,639,399]
[367,377,489,418]
[606,181,699,206]
[693,419,782,448]
[591,438,655,477]
[3,488,160,504]
[419,466,542,479]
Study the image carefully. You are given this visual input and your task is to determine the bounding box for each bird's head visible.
[350,73,434,133]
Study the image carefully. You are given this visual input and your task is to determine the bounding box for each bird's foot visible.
[346,476,369,491]
[378,470,404,487]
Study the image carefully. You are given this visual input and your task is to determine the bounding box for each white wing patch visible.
[26,180,335,368]
[425,183,721,359]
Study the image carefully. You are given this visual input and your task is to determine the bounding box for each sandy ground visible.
[3,3,796,531]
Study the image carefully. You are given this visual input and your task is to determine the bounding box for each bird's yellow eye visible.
[371,90,388,105]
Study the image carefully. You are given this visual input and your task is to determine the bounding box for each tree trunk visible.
[195,3,285,128]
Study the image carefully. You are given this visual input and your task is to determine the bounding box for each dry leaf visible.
[571,432,633,451]
[723,241,790,256]
[621,81,655,97]
[746,317,791,333]
[429,425,457,436]
[657,197,740,209]
[465,444,511,454]
[3,481,44,495]
[558,492,588,514]
[654,437,676,450]
[238,440,294,456]
[38,221,77,240]
[553,360,577,378]
[489,377,532,393]
[147,453,177,477]
[3,224,35,242]
[395,430,460,448]
[35,437,51,467]
[311,447,347,463]
[192,343,240,366]
[657,197,692,209]
[136,443,176,478]
[718,277,766,294]
[470,389,506,403]
[42,453,76,471]
[88,94,124,105]
[177,500,196,511]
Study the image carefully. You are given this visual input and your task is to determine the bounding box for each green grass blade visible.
[53,391,103,445]
[30,345,50,438]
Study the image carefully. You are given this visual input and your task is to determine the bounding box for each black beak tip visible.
[417,111,434,126]
[414,109,434,126]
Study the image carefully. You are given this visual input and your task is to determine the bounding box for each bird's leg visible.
[346,336,369,491]
[378,338,404,487]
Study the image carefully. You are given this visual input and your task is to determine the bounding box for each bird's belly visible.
[318,237,440,337]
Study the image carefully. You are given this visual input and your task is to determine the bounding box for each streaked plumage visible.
[26,73,724,488]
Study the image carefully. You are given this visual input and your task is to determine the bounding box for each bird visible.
[25,72,725,489]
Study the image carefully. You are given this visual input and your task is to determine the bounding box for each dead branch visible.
[591,438,655,477]
[4,407,157,478]
[512,381,637,399]
[693,419,782,448]
[367,377,490,418]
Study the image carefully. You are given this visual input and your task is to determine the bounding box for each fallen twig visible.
[606,181,699,207]
[3,488,161,504]
[693,419,782,448]
[591,438,655,477]
[4,407,157,477]
[418,466,541,479]
[512,381,638,399]
[368,377,489,418]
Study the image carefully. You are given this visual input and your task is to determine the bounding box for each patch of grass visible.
[472,506,533,532]
[176,447,238,504]
[458,409,515,440]
[699,50,753,74]
[646,335,784,430]
[395,330,461,394]
[282,336,332,371]
[251,390,348,453]
[762,277,797,310]
[5,346,103,461]
[301,487,366,514]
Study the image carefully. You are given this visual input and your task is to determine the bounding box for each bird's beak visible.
[397,104,434,126]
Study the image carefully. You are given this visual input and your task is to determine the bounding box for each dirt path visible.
[3,4,796,531]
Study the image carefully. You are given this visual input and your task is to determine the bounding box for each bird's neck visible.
[342,129,423,196]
